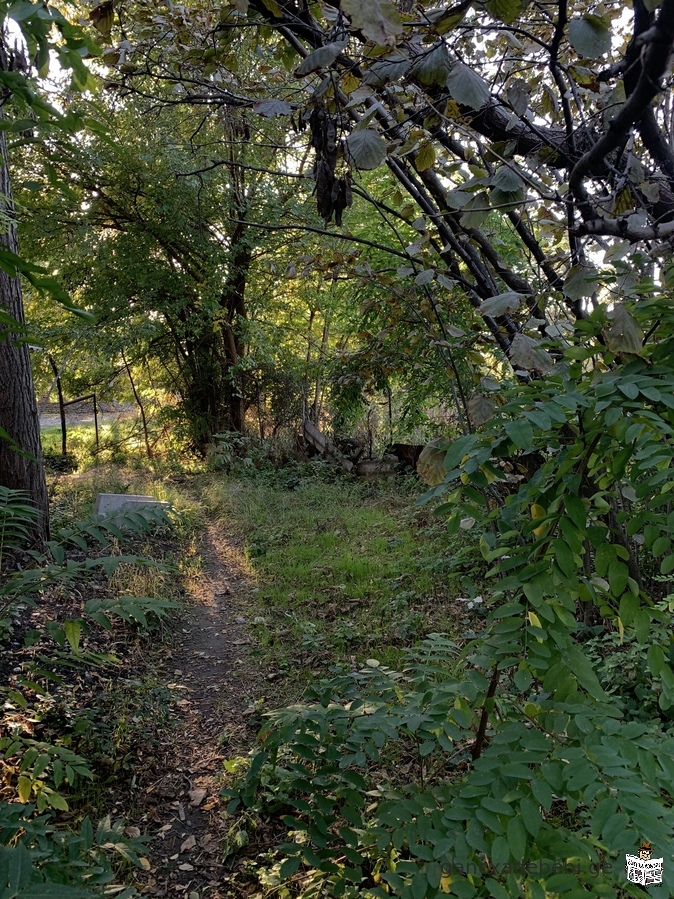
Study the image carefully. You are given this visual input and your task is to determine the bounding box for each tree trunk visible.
[0,57,49,541]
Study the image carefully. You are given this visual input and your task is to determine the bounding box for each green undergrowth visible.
[0,465,205,895]
[202,467,486,688]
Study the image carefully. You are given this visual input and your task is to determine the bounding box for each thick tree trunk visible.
[0,63,49,541]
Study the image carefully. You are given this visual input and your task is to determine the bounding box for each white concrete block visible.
[94,493,169,515]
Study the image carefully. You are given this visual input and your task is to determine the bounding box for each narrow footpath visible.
[137,522,262,898]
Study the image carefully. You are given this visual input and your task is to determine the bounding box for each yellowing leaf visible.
[612,187,633,216]
[528,611,542,629]
[440,873,453,893]
[417,440,447,486]
[416,141,436,171]
[18,775,32,803]
[444,99,461,119]
[89,0,114,37]
[341,73,360,93]
[260,0,282,15]
[531,503,547,537]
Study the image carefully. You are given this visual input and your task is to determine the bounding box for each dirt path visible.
[138,522,262,898]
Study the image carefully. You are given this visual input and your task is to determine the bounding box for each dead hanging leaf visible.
[468,393,496,427]
[341,0,403,46]
[90,0,114,37]
[417,439,447,486]
[509,333,554,375]
[603,303,643,356]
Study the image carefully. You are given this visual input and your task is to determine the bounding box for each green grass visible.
[203,471,485,689]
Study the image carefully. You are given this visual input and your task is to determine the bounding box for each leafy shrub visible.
[229,635,674,897]
[228,295,674,897]
[0,487,177,893]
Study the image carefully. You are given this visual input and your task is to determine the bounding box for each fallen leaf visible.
[189,788,207,807]
[180,835,197,853]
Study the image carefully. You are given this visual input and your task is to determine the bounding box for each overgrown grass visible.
[202,468,487,687]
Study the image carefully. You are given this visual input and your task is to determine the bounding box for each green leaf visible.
[531,779,552,810]
[506,816,526,857]
[341,0,403,45]
[608,560,628,596]
[519,797,541,837]
[485,0,522,23]
[619,591,639,626]
[513,669,533,691]
[363,55,410,86]
[564,495,586,530]
[595,543,615,577]
[411,872,427,899]
[648,644,665,676]
[279,856,301,879]
[411,43,451,86]
[552,538,575,577]
[346,130,388,170]
[590,797,618,836]
[634,609,650,643]
[459,191,491,228]
[64,619,81,653]
[447,62,490,110]
[565,646,607,700]
[563,263,600,300]
[568,15,612,59]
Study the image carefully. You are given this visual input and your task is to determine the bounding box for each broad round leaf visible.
[417,440,447,486]
[509,333,553,375]
[568,15,611,59]
[411,43,451,86]
[363,55,410,86]
[479,291,522,316]
[446,62,490,110]
[346,129,388,170]
[603,303,643,356]
[468,393,496,426]
[341,0,402,46]
[295,41,347,76]
[253,99,293,117]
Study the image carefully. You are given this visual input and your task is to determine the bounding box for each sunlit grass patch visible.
[204,473,472,691]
